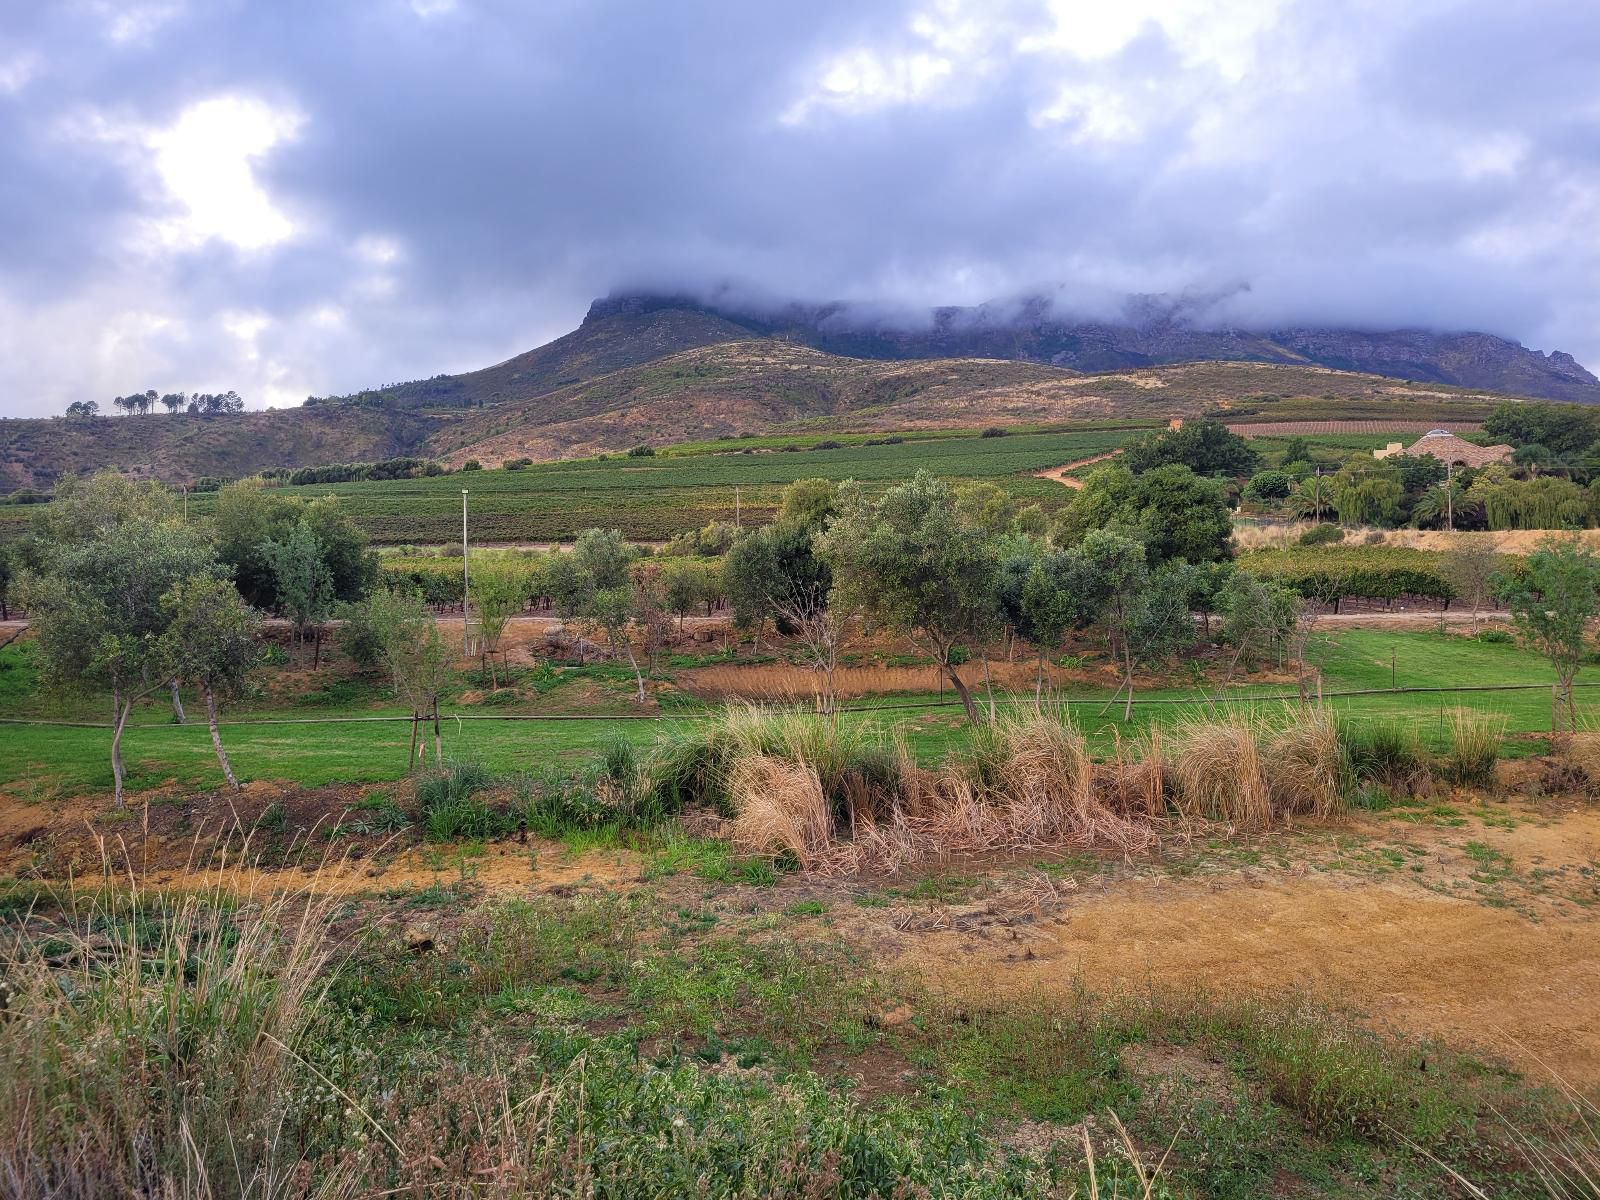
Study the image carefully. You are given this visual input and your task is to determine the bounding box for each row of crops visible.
[182,428,1128,542]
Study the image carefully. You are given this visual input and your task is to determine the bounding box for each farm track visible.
[1032,449,1123,488]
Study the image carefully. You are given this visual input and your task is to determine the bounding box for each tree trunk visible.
[1121,640,1136,723]
[110,691,131,810]
[624,640,647,705]
[204,683,238,791]
[312,626,323,670]
[942,657,980,724]
[408,713,419,771]
[432,699,443,762]
[168,678,186,724]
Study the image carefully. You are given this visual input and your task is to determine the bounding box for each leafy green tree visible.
[1074,531,1149,721]
[365,587,453,769]
[210,483,374,610]
[261,520,336,666]
[1332,460,1402,527]
[1484,401,1600,456]
[1053,463,1233,565]
[953,481,1020,538]
[1498,538,1600,732]
[25,471,176,561]
[471,562,531,686]
[1017,546,1100,697]
[1122,418,1259,477]
[1281,436,1314,468]
[778,478,839,528]
[1217,571,1301,676]
[16,521,222,807]
[557,529,649,701]
[820,471,1000,723]
[160,576,262,790]
[661,558,709,625]
[1411,477,1481,531]
[1243,470,1293,501]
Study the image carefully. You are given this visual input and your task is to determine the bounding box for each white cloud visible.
[146,95,303,250]
[0,51,41,95]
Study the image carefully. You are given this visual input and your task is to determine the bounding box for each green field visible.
[0,629,1574,800]
[170,427,1134,543]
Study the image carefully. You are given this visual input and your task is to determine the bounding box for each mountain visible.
[613,291,1600,404]
[6,288,1597,492]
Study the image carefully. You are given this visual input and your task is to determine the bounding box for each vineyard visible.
[1238,544,1467,606]
[185,427,1133,543]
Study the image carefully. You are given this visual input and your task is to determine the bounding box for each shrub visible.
[415,760,507,840]
[979,427,1008,439]
[1338,719,1429,795]
[1243,470,1293,501]
[1261,708,1347,818]
[1476,628,1513,644]
[810,440,843,451]
[505,457,532,471]
[1170,718,1270,827]
[1298,523,1344,547]
[461,459,483,471]
[627,444,656,457]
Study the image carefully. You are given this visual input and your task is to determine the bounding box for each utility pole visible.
[461,489,471,655]
[735,486,741,528]
[1445,462,1454,532]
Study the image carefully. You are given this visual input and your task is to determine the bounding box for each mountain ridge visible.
[581,291,1600,403]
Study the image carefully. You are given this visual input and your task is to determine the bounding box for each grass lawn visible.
[0,628,1581,799]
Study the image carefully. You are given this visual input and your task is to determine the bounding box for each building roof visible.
[1397,429,1512,468]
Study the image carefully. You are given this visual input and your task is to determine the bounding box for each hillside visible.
[0,406,445,493]
[315,299,753,409]
[434,339,1517,465]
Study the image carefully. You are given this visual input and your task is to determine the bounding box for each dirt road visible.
[1033,449,1123,488]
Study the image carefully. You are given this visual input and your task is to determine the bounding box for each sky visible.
[1,0,1598,417]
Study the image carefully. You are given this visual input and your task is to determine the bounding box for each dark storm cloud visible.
[1,0,1598,415]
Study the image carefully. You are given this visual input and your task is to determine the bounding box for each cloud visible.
[0,0,1597,416]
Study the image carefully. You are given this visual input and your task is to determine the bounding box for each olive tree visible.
[471,561,531,687]
[1498,537,1600,733]
[16,520,222,807]
[819,471,999,723]
[365,587,453,769]
[160,576,262,790]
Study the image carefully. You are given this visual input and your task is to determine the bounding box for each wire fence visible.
[0,679,1589,731]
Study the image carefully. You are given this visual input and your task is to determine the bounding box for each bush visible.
[627,444,656,458]
[1339,719,1429,794]
[1298,523,1344,547]
[505,457,532,471]
[1476,628,1513,644]
[1243,470,1293,501]
[461,460,483,471]
[414,760,508,840]
[979,427,1008,439]
[810,440,843,451]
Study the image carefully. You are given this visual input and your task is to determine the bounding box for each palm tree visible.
[1411,478,1480,530]
[1285,474,1335,522]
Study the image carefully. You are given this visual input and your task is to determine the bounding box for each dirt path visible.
[1033,450,1123,488]
[892,807,1600,1085]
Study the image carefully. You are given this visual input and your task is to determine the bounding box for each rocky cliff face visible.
[596,292,1600,403]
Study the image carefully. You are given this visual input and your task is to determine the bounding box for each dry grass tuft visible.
[1170,717,1271,828]
[728,754,834,870]
[1262,707,1348,819]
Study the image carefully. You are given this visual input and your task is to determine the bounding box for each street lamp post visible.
[461,489,471,655]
